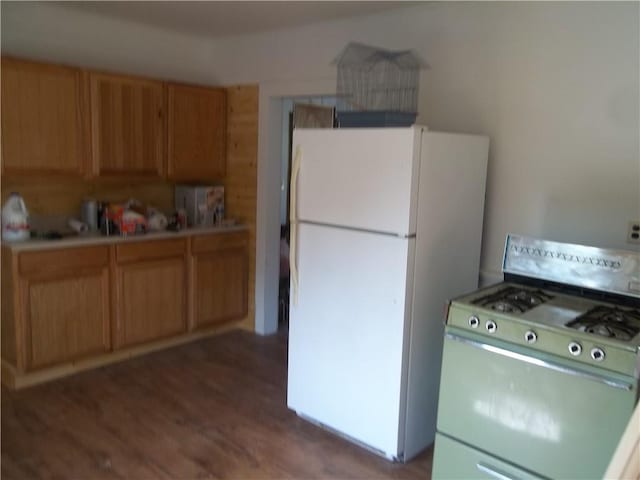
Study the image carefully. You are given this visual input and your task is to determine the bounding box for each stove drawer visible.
[436,328,637,479]
[433,433,544,480]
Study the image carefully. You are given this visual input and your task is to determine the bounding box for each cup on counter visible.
[81,198,99,232]
[68,218,89,234]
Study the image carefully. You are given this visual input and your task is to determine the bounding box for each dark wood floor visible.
[2,329,433,479]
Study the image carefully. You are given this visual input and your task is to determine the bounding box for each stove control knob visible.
[590,347,605,362]
[468,316,480,328]
[524,330,537,344]
[568,341,582,356]
[486,320,497,334]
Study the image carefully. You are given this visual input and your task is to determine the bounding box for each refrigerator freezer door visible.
[287,222,414,458]
[292,127,421,236]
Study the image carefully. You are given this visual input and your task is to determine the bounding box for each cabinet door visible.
[193,246,248,329]
[167,83,226,181]
[116,258,187,348]
[90,73,165,177]
[23,267,110,370]
[1,57,88,176]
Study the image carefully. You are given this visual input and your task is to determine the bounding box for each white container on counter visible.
[1,192,30,242]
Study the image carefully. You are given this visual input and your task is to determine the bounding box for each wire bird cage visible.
[333,42,428,114]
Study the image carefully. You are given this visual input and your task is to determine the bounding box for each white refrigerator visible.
[287,126,489,462]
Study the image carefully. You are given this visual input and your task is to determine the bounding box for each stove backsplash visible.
[502,234,640,299]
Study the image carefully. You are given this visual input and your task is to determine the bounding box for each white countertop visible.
[2,224,249,252]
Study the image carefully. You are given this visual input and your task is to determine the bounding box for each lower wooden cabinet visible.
[114,240,187,348]
[193,248,248,329]
[1,230,249,387]
[191,232,249,329]
[26,273,110,370]
[116,258,187,348]
[18,247,111,371]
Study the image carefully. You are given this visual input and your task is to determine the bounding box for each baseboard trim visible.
[1,322,242,390]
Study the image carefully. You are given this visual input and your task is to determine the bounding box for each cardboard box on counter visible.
[174,185,225,227]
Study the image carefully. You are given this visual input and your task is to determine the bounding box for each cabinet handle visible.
[289,145,302,306]
[446,332,633,391]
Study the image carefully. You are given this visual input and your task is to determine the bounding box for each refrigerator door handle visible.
[289,145,302,305]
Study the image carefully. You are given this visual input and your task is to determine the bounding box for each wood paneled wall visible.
[1,84,259,331]
[0,178,174,216]
[224,85,258,331]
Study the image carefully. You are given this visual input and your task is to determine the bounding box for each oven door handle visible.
[477,462,520,480]
[446,333,634,391]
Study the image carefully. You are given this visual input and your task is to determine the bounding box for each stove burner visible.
[473,287,554,313]
[489,302,518,313]
[566,306,640,342]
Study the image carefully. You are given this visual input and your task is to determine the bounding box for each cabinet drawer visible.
[19,246,109,276]
[116,239,186,263]
[192,231,248,254]
[432,433,544,480]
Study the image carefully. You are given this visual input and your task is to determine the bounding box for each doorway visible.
[277,96,337,331]
[253,78,335,336]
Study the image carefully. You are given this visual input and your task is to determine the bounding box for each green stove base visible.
[432,433,544,480]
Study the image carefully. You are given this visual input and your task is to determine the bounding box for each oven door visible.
[436,328,637,480]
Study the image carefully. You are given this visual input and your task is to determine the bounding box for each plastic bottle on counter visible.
[2,192,30,241]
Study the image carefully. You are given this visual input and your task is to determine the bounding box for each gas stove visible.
[449,283,639,376]
[472,286,554,313]
[447,236,640,377]
[567,305,640,341]
[468,284,640,341]
[434,234,640,480]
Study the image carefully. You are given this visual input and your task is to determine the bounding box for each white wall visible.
[0,2,214,84]
[2,2,639,331]
[208,2,640,282]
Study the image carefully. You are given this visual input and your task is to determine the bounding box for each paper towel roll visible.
[68,218,89,234]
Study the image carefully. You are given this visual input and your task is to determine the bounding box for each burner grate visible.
[472,287,554,313]
[566,306,640,342]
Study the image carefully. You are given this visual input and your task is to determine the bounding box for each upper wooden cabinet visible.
[90,73,165,178]
[167,83,227,181]
[0,57,89,177]
[1,58,229,180]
